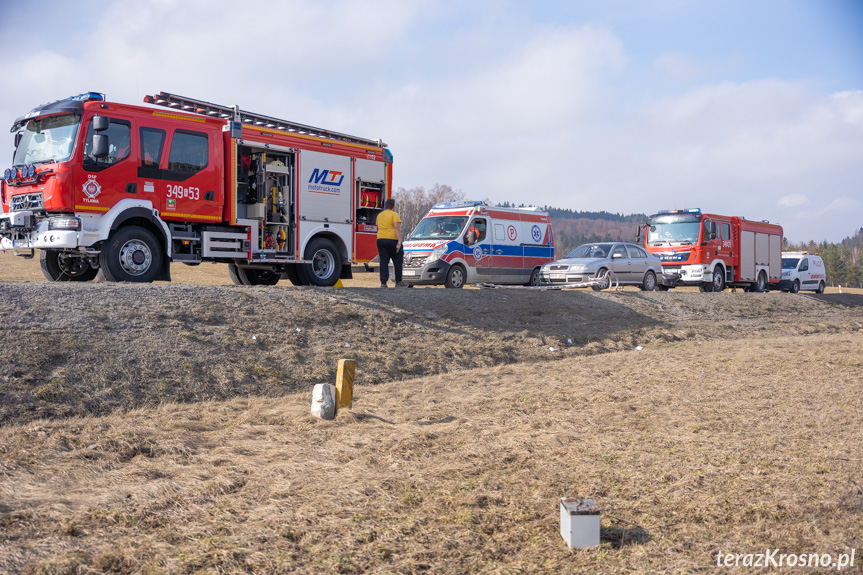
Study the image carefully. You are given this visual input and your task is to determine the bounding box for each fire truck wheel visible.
[40,250,98,282]
[444,264,466,289]
[301,238,340,287]
[229,263,281,286]
[525,268,541,287]
[591,268,610,291]
[790,280,800,294]
[282,264,305,286]
[100,226,162,283]
[816,281,825,294]
[641,270,657,291]
[712,267,726,292]
[753,271,767,293]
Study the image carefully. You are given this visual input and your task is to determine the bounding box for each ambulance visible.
[779,252,826,293]
[401,201,554,288]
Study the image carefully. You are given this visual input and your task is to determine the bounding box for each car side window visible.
[140,127,166,167]
[799,258,809,271]
[626,245,646,258]
[82,118,131,171]
[612,245,627,259]
[167,130,208,173]
[465,218,487,246]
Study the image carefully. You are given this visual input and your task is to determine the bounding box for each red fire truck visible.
[0,91,392,285]
[638,208,783,292]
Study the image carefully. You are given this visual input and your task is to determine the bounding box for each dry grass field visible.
[1,252,862,574]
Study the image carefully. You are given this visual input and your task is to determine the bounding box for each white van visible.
[402,201,554,288]
[779,252,826,293]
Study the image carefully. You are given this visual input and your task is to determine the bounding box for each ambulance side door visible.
[467,217,493,280]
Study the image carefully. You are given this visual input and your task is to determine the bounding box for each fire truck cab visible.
[401,201,554,288]
[639,208,783,292]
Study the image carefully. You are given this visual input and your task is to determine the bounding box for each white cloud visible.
[777,194,808,207]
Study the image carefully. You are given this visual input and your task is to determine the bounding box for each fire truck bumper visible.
[0,212,81,251]
[659,272,681,287]
[664,264,711,285]
[401,260,451,285]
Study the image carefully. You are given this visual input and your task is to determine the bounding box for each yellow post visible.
[335,359,356,409]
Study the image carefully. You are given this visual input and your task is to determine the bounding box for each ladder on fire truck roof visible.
[143,91,386,149]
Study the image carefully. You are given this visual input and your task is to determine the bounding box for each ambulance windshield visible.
[13,113,82,165]
[647,213,702,246]
[409,216,468,241]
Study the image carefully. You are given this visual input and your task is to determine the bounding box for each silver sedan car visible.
[539,242,664,291]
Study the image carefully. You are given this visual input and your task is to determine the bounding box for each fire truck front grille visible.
[11,193,44,211]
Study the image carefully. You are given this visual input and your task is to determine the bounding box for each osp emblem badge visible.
[82,176,101,201]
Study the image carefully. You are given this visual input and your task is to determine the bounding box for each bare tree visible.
[393,184,464,236]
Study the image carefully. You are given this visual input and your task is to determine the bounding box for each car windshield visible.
[565,243,614,259]
[13,113,81,165]
[782,257,800,270]
[408,216,468,240]
[647,213,702,246]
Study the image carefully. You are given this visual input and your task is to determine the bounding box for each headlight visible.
[569,264,588,272]
[426,245,447,263]
[48,217,81,231]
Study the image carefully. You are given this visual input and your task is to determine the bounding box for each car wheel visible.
[525,268,541,287]
[790,280,800,294]
[444,264,465,288]
[591,268,609,291]
[641,270,657,291]
[40,250,98,282]
[816,281,825,294]
[301,238,340,287]
[99,226,162,283]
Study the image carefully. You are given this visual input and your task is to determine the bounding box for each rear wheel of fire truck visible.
[591,268,610,291]
[444,264,466,289]
[228,263,281,286]
[40,250,98,282]
[752,270,768,293]
[816,281,825,294]
[790,279,800,294]
[640,270,657,291]
[99,226,162,283]
[301,238,340,287]
[525,268,541,287]
[282,264,305,286]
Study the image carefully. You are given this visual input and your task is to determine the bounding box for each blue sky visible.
[1,0,860,242]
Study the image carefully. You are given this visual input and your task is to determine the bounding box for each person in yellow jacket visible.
[376,198,407,288]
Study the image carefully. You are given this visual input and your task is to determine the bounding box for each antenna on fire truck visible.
[142,91,386,149]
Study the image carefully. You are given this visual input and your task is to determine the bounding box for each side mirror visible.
[92,134,109,158]
[14,132,23,149]
[710,232,716,240]
[612,252,623,259]
[92,116,110,132]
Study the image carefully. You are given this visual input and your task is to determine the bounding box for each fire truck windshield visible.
[408,216,468,240]
[12,113,81,166]
[647,214,702,246]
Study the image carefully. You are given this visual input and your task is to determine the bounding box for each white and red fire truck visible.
[638,208,783,292]
[0,91,392,285]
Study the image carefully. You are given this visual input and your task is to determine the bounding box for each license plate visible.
[403,269,416,276]
[12,239,29,248]
[550,273,565,280]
